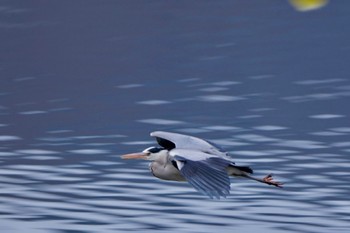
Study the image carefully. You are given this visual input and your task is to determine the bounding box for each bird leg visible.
[244,173,283,188]
[262,174,283,188]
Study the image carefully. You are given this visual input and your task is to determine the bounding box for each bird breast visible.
[149,161,186,181]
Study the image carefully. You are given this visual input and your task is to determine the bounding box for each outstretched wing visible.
[151,131,228,157]
[172,155,231,199]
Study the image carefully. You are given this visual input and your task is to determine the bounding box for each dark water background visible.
[1,1,349,232]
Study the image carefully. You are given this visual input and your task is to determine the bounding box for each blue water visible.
[1,1,349,232]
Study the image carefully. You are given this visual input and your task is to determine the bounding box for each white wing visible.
[151,131,229,157]
[169,149,221,161]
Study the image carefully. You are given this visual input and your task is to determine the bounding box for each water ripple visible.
[197,95,245,102]
[19,110,48,115]
[310,114,345,119]
[15,149,59,155]
[273,140,327,149]
[295,79,345,85]
[138,118,186,125]
[0,135,21,141]
[253,125,288,131]
[68,149,110,155]
[137,100,172,105]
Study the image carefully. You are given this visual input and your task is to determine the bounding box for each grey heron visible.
[121,131,283,199]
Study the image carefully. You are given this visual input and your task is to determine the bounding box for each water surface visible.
[0,1,349,232]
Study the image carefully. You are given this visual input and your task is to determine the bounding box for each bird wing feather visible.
[172,155,231,199]
[151,131,228,157]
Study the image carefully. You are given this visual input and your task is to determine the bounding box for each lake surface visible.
[0,1,349,232]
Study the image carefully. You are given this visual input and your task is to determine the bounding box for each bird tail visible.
[232,165,253,174]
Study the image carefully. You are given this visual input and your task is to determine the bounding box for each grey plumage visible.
[121,131,283,199]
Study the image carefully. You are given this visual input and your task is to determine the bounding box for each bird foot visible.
[262,174,283,188]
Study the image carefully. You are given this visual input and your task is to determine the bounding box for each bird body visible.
[148,150,185,181]
[122,131,282,199]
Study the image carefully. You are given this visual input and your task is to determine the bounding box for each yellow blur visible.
[288,0,329,11]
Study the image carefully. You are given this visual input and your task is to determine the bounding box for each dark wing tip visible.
[155,136,175,150]
[151,131,176,150]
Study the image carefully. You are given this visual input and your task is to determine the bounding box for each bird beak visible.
[121,152,148,160]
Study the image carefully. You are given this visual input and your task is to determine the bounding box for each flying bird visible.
[121,131,283,199]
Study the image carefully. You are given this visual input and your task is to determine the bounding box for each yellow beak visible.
[121,152,148,160]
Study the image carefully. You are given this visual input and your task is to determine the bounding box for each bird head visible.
[121,146,168,161]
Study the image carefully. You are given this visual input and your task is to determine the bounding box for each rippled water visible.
[1,1,350,233]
